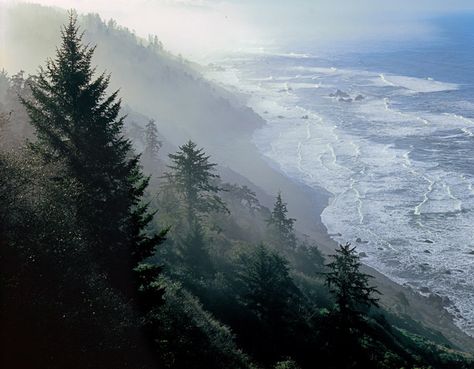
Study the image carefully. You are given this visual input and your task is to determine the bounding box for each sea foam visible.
[206,54,474,337]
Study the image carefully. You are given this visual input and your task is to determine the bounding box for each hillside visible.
[1,4,474,368]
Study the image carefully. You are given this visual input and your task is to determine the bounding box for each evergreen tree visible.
[143,119,161,167]
[179,220,214,279]
[322,244,381,369]
[293,240,326,276]
[164,140,227,224]
[325,243,380,324]
[22,12,164,304]
[268,192,297,249]
[236,244,297,322]
[234,244,303,365]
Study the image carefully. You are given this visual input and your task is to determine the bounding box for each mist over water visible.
[206,14,474,336]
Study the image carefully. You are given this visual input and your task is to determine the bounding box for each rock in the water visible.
[420,287,430,293]
[301,115,309,119]
[427,293,452,308]
[419,263,430,271]
[359,252,368,258]
[330,89,350,98]
[356,237,362,243]
[424,249,431,254]
[442,296,453,307]
[424,239,434,244]
[354,94,364,101]
[338,97,353,103]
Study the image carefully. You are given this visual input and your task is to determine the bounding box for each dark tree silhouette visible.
[236,244,298,321]
[22,12,165,310]
[321,244,381,369]
[268,192,297,249]
[325,243,380,323]
[179,220,214,279]
[234,244,303,365]
[164,140,227,224]
[143,119,161,166]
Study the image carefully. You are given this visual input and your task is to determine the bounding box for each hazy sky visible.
[2,0,474,58]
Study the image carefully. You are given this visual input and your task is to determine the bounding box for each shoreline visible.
[201,63,474,352]
[209,124,474,353]
[134,55,474,352]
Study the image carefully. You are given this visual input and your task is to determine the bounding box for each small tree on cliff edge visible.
[325,243,380,327]
[267,192,297,249]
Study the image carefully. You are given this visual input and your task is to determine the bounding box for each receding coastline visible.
[209,110,474,353]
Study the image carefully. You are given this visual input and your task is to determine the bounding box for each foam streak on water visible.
[205,54,474,336]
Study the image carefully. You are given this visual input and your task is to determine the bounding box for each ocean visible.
[205,14,474,336]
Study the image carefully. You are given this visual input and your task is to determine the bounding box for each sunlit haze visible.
[3,0,474,58]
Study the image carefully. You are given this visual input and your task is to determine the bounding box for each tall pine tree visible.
[144,119,161,161]
[268,192,297,249]
[325,243,380,324]
[22,12,165,302]
[234,244,301,365]
[323,244,381,368]
[164,140,227,225]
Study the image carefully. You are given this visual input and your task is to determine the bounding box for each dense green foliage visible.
[326,243,380,322]
[22,14,164,300]
[1,12,473,369]
[163,139,228,225]
[1,14,165,369]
